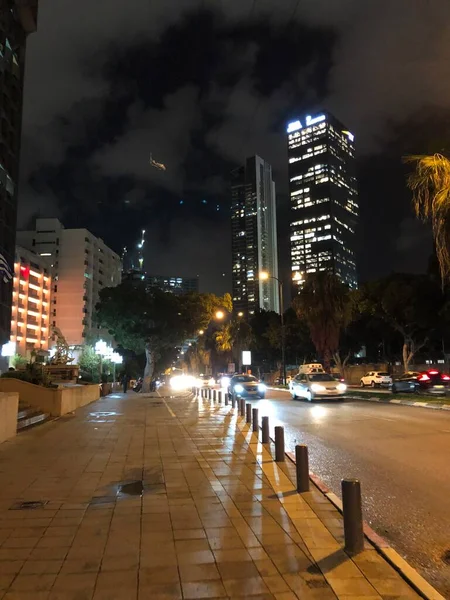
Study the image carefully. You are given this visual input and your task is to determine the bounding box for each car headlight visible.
[337,383,347,391]
[234,384,244,393]
[311,384,326,392]
[208,378,215,386]
[257,384,266,392]
[221,377,230,388]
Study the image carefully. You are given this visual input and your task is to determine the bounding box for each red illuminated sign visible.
[20,265,30,280]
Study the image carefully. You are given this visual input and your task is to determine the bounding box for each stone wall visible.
[0,380,99,417]
[0,392,19,443]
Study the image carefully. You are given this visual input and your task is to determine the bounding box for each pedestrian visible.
[121,373,130,394]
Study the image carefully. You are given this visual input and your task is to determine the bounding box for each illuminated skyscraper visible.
[0,0,39,346]
[231,156,280,317]
[287,112,358,294]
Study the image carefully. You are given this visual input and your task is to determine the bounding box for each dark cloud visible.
[18,0,450,286]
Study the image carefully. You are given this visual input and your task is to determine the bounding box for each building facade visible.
[0,0,38,345]
[231,156,280,317]
[8,246,51,358]
[147,275,199,295]
[287,112,358,294]
[18,219,122,346]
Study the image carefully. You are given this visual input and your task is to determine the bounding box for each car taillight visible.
[428,370,439,375]
[442,375,450,381]
[419,374,430,381]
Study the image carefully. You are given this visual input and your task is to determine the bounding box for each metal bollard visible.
[246,403,252,423]
[342,479,364,555]
[295,445,310,492]
[218,390,222,404]
[240,398,245,417]
[274,426,285,462]
[224,391,228,406]
[213,389,217,402]
[252,408,258,432]
[209,388,213,400]
[261,416,270,444]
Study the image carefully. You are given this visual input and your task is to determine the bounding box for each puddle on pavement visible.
[117,480,144,497]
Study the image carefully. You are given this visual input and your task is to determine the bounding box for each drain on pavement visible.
[117,480,144,497]
[9,500,48,510]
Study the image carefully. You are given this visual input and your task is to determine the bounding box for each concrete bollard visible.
[218,390,222,404]
[209,388,213,400]
[213,389,217,402]
[274,426,285,462]
[252,408,258,432]
[224,391,228,406]
[246,403,252,423]
[342,479,364,555]
[295,445,310,492]
[261,416,270,444]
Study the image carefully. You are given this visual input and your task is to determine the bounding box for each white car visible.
[289,373,347,401]
[360,371,392,388]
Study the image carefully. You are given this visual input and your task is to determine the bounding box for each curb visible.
[348,394,450,412]
[285,451,445,600]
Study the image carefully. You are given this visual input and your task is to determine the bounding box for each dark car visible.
[391,370,450,395]
[228,374,266,400]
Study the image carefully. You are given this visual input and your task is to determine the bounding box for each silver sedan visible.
[289,373,347,401]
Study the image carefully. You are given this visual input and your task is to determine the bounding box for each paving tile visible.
[138,581,182,599]
[179,563,221,582]
[182,580,228,598]
[96,569,138,590]
[9,574,56,592]
[223,575,270,596]
[20,560,64,575]
[217,560,260,580]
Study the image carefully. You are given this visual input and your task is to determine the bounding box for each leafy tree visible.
[404,153,450,286]
[97,284,230,391]
[293,272,352,371]
[360,273,443,371]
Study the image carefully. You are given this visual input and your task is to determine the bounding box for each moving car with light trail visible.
[391,369,450,395]
[360,371,392,387]
[196,374,215,388]
[228,374,266,400]
[289,372,347,401]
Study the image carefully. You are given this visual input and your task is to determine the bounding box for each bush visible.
[1,364,53,388]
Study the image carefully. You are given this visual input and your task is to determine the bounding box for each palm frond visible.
[404,153,450,285]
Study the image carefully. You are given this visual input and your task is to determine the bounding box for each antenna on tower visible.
[137,229,146,272]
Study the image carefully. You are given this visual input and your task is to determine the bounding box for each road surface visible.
[244,388,450,596]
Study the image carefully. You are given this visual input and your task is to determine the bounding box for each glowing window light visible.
[29,270,42,278]
[16,336,23,341]
[28,297,39,304]
[17,322,24,326]
[28,283,41,291]
[27,324,39,330]
[19,279,28,285]
[26,337,38,343]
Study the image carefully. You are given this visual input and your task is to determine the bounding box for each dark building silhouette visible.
[0,0,39,345]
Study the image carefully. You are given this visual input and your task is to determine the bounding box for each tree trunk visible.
[142,345,155,393]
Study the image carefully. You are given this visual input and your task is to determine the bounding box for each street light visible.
[237,311,244,318]
[198,329,204,335]
[215,310,225,320]
[259,271,286,385]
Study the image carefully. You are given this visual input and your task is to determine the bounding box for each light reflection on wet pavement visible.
[240,388,450,596]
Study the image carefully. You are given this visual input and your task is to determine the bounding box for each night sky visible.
[18,0,450,296]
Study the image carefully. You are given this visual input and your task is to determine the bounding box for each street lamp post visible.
[260,272,286,386]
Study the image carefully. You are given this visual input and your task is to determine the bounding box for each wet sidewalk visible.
[0,388,422,599]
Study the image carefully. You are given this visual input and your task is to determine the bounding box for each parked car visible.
[391,370,450,395]
[289,372,347,401]
[228,374,266,400]
[360,371,392,387]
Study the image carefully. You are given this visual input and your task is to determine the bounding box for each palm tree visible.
[293,271,351,371]
[404,153,450,286]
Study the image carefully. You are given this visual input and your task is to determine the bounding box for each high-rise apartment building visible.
[18,219,122,346]
[287,112,358,294]
[147,275,199,295]
[231,156,280,317]
[0,0,39,345]
[9,246,51,358]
